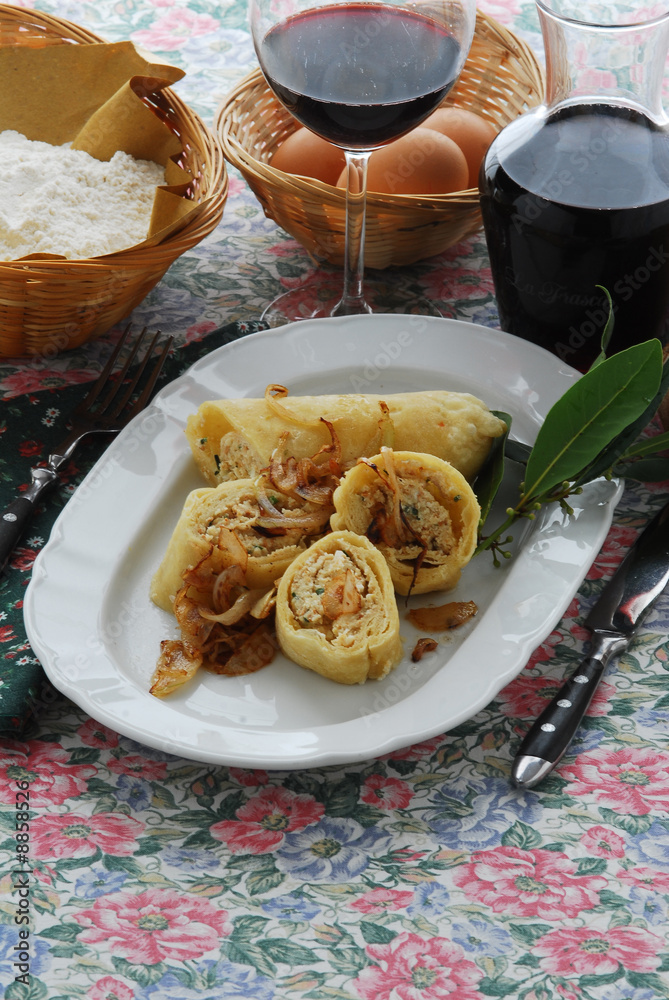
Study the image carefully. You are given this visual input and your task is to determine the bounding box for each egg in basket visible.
[216,9,543,270]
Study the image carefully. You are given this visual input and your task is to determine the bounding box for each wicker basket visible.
[0,5,228,357]
[216,10,543,270]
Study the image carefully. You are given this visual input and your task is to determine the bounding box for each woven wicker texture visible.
[0,4,228,357]
[216,9,543,270]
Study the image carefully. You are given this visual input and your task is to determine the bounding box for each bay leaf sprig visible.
[475,338,669,563]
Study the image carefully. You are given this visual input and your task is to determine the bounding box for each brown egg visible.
[270,128,346,186]
[336,128,468,196]
[421,107,497,188]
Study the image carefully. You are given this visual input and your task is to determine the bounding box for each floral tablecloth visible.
[3,1,669,998]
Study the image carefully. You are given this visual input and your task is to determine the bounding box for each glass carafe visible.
[479,1,669,371]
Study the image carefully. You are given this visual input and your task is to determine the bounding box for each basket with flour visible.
[216,10,543,269]
[0,4,228,357]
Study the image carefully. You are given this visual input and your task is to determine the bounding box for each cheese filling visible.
[202,492,305,555]
[362,474,458,564]
[288,548,376,648]
[215,432,262,480]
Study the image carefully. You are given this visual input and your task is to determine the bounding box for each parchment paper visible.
[0,40,206,255]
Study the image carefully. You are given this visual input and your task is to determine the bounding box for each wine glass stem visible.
[332,149,372,317]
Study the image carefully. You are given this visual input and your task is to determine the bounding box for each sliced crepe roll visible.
[331,450,480,596]
[150,477,330,612]
[185,385,506,485]
[275,530,403,685]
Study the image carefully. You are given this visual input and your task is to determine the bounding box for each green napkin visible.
[0,320,267,736]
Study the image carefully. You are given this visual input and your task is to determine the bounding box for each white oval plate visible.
[24,315,621,768]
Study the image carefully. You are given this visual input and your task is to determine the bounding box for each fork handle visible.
[0,468,60,574]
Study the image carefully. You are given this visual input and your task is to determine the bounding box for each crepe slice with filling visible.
[330,449,480,596]
[150,424,342,613]
[275,530,403,685]
[185,384,506,486]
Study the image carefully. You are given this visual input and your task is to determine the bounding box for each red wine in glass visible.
[259,4,463,148]
[252,0,476,323]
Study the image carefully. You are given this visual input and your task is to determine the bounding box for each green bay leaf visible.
[524,340,663,499]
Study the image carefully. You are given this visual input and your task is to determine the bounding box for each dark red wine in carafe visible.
[480,103,669,371]
[258,3,461,148]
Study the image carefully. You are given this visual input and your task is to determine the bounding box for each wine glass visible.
[249,0,477,325]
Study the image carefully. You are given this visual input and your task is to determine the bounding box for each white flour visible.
[0,130,165,260]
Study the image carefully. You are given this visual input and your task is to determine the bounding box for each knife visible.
[511,498,669,790]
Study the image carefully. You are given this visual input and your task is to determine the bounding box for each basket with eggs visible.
[216,9,543,269]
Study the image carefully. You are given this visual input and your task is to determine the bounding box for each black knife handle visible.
[0,468,59,575]
[516,653,605,763]
[511,634,626,789]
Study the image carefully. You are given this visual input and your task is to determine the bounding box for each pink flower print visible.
[107,755,167,780]
[532,925,663,976]
[381,736,444,761]
[0,368,91,398]
[0,740,96,806]
[618,865,669,893]
[74,888,231,965]
[132,10,220,51]
[498,673,614,720]
[353,931,484,1000]
[587,523,638,580]
[475,0,521,25]
[561,747,669,814]
[209,786,324,854]
[350,888,415,914]
[452,845,605,919]
[30,813,145,860]
[87,977,135,1000]
[78,719,119,749]
[524,630,561,671]
[579,825,626,859]
[185,321,217,344]
[229,767,270,787]
[361,774,413,809]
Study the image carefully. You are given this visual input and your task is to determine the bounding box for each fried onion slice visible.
[150,639,203,698]
[408,600,478,631]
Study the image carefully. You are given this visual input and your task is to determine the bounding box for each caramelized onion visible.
[408,600,478,631]
[204,622,278,676]
[150,639,203,698]
[173,588,215,644]
[199,587,268,625]
[265,384,322,429]
[216,526,248,574]
[211,564,246,613]
[322,568,362,619]
[411,637,438,662]
[377,401,395,450]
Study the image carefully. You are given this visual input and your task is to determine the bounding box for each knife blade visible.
[511,498,669,790]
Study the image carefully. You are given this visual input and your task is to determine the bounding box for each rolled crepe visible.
[185,388,506,485]
[150,477,328,612]
[330,450,480,595]
[275,530,403,685]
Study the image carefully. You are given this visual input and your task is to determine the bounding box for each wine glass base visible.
[261,275,442,328]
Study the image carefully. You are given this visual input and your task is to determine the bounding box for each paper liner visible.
[0,40,206,258]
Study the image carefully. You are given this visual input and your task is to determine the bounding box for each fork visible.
[0,324,173,574]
